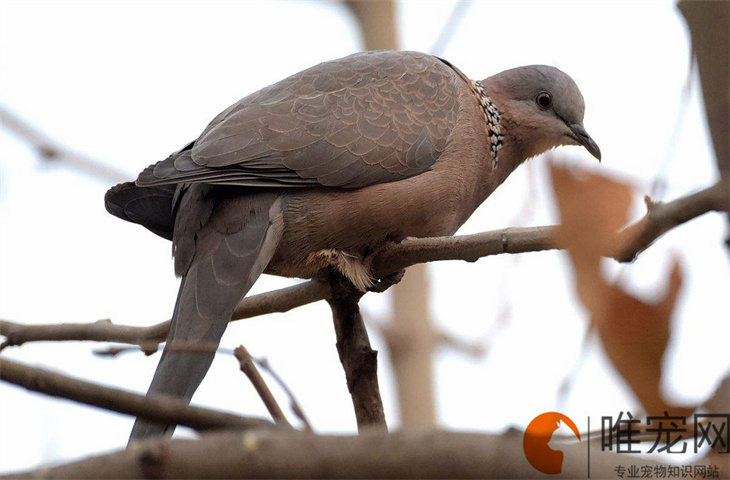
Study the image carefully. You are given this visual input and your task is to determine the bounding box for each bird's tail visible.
[128,193,284,443]
[104,182,177,241]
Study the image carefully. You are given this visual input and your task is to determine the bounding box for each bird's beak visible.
[567,123,601,162]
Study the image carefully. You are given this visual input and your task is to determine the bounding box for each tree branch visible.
[615,180,729,261]
[231,280,332,321]
[4,429,671,479]
[326,272,387,433]
[252,356,313,431]
[0,318,167,352]
[2,179,726,350]
[233,345,291,428]
[0,105,129,184]
[0,281,330,350]
[0,358,275,433]
[371,226,557,277]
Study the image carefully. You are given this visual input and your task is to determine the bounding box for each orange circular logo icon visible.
[523,412,581,474]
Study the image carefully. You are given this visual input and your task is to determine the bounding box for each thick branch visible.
[326,272,387,433]
[5,429,669,479]
[0,358,275,433]
[2,180,726,349]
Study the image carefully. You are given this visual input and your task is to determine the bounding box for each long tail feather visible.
[128,193,283,443]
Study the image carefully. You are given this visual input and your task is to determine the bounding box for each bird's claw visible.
[367,269,406,293]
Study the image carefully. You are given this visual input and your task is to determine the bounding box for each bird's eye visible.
[536,92,552,110]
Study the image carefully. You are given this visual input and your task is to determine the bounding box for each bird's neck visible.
[495,114,534,170]
[467,79,531,199]
[470,80,505,170]
[429,78,526,230]
[478,77,545,168]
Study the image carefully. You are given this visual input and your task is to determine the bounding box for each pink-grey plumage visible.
[105,50,600,441]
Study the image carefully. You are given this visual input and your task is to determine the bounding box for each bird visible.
[105,50,600,441]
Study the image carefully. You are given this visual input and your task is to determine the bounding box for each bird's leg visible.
[325,269,387,433]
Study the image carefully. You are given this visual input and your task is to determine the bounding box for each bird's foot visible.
[367,269,406,293]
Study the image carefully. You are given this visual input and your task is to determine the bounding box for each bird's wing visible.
[136,51,463,189]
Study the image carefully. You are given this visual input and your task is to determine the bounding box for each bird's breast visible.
[267,158,490,281]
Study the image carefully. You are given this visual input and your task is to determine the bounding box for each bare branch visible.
[1,179,726,349]
[372,226,557,276]
[234,345,291,428]
[326,272,387,433]
[434,330,487,358]
[0,281,330,349]
[0,358,275,433]
[5,429,670,479]
[615,180,729,262]
[0,105,129,184]
[365,314,487,360]
[91,343,314,430]
[252,356,313,431]
[231,280,331,321]
[0,318,166,351]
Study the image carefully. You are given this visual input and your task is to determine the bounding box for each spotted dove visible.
[105,50,600,441]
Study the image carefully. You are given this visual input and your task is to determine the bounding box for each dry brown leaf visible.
[550,162,690,417]
[593,259,686,416]
[550,163,633,257]
[549,162,634,311]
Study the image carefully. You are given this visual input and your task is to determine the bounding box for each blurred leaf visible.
[550,162,690,417]
[550,163,633,255]
[701,372,730,417]
[549,163,633,311]
[593,258,685,416]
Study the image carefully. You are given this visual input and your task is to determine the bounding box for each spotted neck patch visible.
[471,80,504,168]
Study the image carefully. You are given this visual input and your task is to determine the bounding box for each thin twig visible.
[92,342,313,430]
[434,330,487,358]
[364,312,486,359]
[0,105,129,184]
[0,357,275,433]
[0,281,329,349]
[615,180,729,262]
[0,318,168,351]
[93,344,158,357]
[233,345,292,428]
[252,356,313,431]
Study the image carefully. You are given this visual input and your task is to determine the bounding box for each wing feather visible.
[136,51,464,190]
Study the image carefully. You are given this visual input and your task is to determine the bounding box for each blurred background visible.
[0,0,727,472]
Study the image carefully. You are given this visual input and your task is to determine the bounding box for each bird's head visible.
[482,65,601,162]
